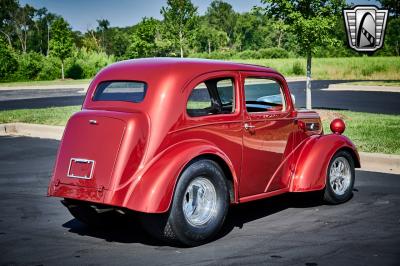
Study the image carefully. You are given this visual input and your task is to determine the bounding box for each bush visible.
[66,62,84,79]
[37,56,61,80]
[292,61,305,75]
[235,50,262,59]
[259,48,289,59]
[71,48,115,78]
[189,51,235,60]
[0,39,18,81]
[14,52,44,80]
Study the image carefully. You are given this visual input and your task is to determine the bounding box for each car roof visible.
[102,57,278,76]
[85,58,283,113]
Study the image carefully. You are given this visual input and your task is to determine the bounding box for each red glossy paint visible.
[48,58,360,213]
[330,118,346,134]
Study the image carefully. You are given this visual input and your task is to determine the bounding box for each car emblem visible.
[343,6,388,52]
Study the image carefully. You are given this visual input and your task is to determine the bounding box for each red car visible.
[48,58,360,246]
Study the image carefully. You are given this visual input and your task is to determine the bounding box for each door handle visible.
[244,123,255,130]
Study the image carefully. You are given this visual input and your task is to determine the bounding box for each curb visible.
[359,152,400,175]
[325,84,400,93]
[0,123,399,175]
[285,77,307,82]
[0,123,64,140]
[0,83,89,91]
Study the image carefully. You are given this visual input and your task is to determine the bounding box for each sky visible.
[20,0,380,33]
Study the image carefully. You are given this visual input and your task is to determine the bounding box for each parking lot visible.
[0,135,399,265]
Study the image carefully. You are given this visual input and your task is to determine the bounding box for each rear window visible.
[93,81,147,103]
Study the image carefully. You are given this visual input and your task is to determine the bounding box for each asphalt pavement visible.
[0,136,399,266]
[0,80,400,114]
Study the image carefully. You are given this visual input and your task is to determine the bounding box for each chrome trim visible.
[244,123,255,130]
[67,158,95,179]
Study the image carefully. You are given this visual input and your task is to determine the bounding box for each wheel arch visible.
[185,153,236,204]
[122,140,238,213]
[337,146,361,168]
[290,134,360,192]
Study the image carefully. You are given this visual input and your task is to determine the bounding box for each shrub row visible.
[189,48,291,60]
[0,43,115,82]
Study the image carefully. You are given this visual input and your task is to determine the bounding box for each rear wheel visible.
[323,150,355,204]
[141,159,229,246]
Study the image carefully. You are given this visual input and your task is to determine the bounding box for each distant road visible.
[0,80,399,114]
[288,80,400,114]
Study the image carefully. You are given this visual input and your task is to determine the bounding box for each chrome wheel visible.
[182,177,217,226]
[329,157,351,196]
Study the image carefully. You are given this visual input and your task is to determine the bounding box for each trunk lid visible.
[54,112,126,190]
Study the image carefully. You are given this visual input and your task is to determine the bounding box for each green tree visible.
[377,0,400,56]
[12,4,36,53]
[234,11,272,51]
[96,19,110,51]
[262,0,345,109]
[385,18,400,56]
[49,18,73,79]
[378,0,399,18]
[107,28,130,58]
[194,20,228,53]
[205,0,237,46]
[126,17,161,58]
[30,8,58,55]
[161,0,198,57]
[0,0,19,48]
[82,29,101,52]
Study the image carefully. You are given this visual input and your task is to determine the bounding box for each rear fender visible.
[122,140,239,213]
[290,134,360,192]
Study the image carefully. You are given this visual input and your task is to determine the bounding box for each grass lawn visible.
[0,106,398,154]
[232,57,400,80]
[0,106,80,126]
[0,79,90,87]
[318,110,400,155]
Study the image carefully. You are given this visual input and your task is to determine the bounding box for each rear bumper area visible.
[49,183,107,205]
[49,182,132,210]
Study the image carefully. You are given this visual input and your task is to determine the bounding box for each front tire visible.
[323,150,355,204]
[141,159,229,246]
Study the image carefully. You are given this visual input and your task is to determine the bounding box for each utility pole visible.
[306,52,312,109]
[47,21,50,57]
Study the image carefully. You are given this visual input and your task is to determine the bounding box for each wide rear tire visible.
[141,159,229,246]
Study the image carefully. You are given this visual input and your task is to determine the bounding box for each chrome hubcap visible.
[182,177,217,226]
[329,157,351,196]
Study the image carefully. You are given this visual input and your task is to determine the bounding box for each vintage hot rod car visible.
[48,58,360,246]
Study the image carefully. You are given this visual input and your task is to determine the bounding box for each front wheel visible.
[141,159,229,246]
[323,150,355,204]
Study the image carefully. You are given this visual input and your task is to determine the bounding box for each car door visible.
[240,72,295,199]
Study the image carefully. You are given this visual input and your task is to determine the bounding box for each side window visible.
[187,78,235,117]
[244,78,286,113]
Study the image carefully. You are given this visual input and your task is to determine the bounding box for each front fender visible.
[290,134,360,192]
[119,140,239,213]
